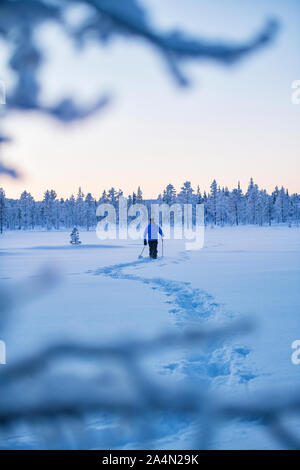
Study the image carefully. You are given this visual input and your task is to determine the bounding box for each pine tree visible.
[230,182,243,225]
[264,191,273,226]
[67,195,76,228]
[76,187,85,227]
[179,181,194,204]
[70,227,81,244]
[43,189,57,230]
[136,186,143,202]
[274,187,288,224]
[216,187,227,226]
[162,184,177,205]
[19,191,35,230]
[246,178,259,224]
[107,188,117,207]
[196,185,202,204]
[209,180,217,225]
[85,193,95,231]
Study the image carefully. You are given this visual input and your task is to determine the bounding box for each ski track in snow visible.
[88,254,257,389]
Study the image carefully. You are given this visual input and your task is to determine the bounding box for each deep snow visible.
[0,226,299,449]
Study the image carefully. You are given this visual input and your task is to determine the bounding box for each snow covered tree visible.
[99,190,108,205]
[290,194,300,227]
[43,190,57,230]
[208,180,218,225]
[230,182,243,226]
[196,186,203,204]
[274,187,287,224]
[216,187,227,226]
[256,190,266,226]
[70,227,81,245]
[76,187,85,227]
[85,193,96,231]
[245,178,259,224]
[136,186,143,202]
[178,181,194,204]
[19,191,35,230]
[57,198,66,229]
[107,188,118,207]
[163,184,177,205]
[65,195,76,228]
[264,191,273,226]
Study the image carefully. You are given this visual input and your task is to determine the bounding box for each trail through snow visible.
[87,253,259,448]
[3,227,298,449]
[91,255,256,389]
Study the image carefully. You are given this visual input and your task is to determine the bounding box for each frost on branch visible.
[0,309,300,449]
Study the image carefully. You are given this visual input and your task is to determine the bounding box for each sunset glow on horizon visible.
[1,0,299,200]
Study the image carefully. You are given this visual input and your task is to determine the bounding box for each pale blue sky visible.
[1,0,300,199]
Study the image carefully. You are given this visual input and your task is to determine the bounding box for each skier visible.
[143,218,163,259]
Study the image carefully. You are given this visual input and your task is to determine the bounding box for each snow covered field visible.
[0,226,300,449]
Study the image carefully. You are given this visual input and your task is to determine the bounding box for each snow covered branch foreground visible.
[0,257,300,450]
[0,0,279,187]
[0,0,279,121]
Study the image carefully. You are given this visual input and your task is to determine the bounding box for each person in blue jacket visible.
[143,218,163,259]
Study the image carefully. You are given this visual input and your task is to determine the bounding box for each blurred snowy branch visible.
[0,161,17,178]
[0,0,279,175]
[0,312,300,449]
[0,319,252,382]
[73,1,279,87]
[0,0,279,120]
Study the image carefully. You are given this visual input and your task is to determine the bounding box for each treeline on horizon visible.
[0,178,299,233]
